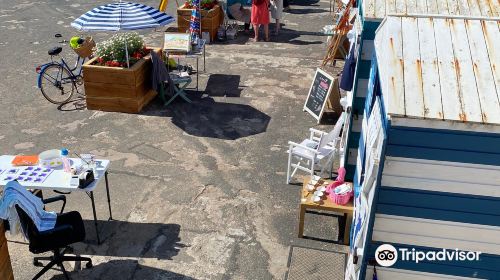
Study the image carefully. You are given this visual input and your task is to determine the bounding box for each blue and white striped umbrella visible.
[71,1,175,32]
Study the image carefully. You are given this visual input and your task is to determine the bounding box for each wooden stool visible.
[298,177,353,245]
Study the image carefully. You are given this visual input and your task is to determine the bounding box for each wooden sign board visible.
[304,68,336,123]
[327,78,342,114]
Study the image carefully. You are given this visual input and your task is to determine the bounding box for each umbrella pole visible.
[125,40,130,68]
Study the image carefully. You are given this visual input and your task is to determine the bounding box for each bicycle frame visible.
[61,56,85,77]
[36,55,86,89]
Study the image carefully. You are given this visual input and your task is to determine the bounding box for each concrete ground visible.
[0,0,347,279]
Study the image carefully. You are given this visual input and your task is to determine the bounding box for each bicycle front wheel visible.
[40,64,75,104]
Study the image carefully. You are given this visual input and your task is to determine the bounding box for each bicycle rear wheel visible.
[40,64,75,104]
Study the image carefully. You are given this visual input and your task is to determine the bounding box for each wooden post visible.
[344,213,352,245]
[159,0,169,11]
[326,78,342,114]
[298,205,306,238]
[0,223,14,280]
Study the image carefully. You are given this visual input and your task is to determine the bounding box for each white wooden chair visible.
[286,112,346,184]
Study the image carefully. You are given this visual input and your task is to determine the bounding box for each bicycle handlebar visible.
[55,34,84,45]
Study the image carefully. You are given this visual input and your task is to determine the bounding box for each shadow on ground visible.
[205,74,244,97]
[272,27,324,45]
[17,221,188,279]
[81,221,186,260]
[240,24,324,45]
[213,21,324,45]
[57,96,86,111]
[287,8,329,14]
[51,259,197,280]
[144,95,271,140]
[213,31,251,45]
[288,0,321,6]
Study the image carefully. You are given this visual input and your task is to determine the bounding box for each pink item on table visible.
[336,167,346,183]
[325,167,347,194]
[331,190,353,205]
[325,167,351,205]
[326,181,353,205]
[325,180,342,194]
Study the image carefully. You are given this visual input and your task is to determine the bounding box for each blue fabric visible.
[0,181,57,235]
[228,0,247,7]
[71,2,175,31]
[340,44,356,91]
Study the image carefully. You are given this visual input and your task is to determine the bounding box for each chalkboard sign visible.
[304,68,335,123]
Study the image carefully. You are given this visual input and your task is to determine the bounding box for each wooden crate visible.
[0,223,14,280]
[82,48,161,113]
[177,4,223,42]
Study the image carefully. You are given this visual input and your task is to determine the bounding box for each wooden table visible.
[298,177,354,245]
[0,223,14,280]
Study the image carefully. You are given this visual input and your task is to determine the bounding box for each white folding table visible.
[0,155,113,245]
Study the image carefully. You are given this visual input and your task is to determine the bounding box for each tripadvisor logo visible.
[375,244,398,267]
[375,244,481,267]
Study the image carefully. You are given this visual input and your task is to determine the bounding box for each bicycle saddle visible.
[48,46,62,56]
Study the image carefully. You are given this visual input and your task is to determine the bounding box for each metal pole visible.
[105,171,113,220]
[89,191,101,245]
[196,56,199,92]
[125,41,130,68]
[119,0,130,68]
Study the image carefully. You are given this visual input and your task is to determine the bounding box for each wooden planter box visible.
[82,48,161,113]
[0,223,14,280]
[177,4,223,42]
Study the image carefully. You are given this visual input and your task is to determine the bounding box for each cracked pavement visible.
[0,0,348,279]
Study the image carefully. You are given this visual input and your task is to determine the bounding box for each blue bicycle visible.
[36,34,87,104]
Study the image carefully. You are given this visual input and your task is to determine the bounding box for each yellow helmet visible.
[70,36,81,49]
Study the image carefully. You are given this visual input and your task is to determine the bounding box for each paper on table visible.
[11,155,39,166]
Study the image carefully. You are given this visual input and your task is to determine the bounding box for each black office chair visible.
[16,194,92,280]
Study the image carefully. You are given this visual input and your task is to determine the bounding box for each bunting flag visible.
[189,0,201,42]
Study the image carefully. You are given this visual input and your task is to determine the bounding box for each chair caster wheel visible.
[33,260,43,267]
[86,261,93,268]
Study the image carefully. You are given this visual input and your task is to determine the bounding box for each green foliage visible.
[95,32,144,64]
[185,0,216,9]
[201,0,215,5]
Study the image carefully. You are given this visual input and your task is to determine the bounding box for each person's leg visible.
[275,0,283,33]
[264,24,269,41]
[253,24,260,40]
